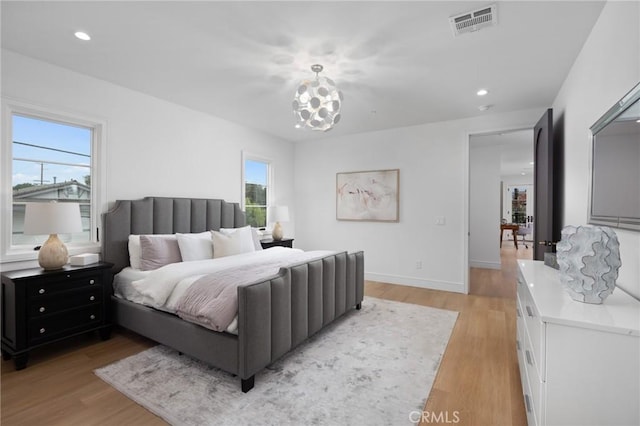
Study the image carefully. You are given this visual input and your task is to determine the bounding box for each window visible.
[511,186,527,224]
[1,101,105,261]
[243,157,270,228]
[12,115,92,244]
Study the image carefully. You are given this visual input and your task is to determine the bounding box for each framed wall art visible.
[336,169,399,222]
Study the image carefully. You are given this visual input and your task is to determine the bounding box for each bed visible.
[102,197,364,392]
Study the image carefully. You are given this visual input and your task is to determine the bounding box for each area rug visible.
[95,297,458,426]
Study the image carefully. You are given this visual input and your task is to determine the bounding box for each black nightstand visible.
[1,261,113,370]
[260,238,294,249]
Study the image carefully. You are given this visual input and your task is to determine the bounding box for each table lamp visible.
[23,201,83,270]
[268,205,289,241]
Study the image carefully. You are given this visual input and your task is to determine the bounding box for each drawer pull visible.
[516,308,521,318]
[90,314,96,320]
[516,340,521,351]
[525,306,534,318]
[89,279,95,285]
[39,328,46,334]
[38,288,45,294]
[39,307,46,313]
[524,394,532,413]
[89,296,95,301]
[525,350,533,366]
[66,274,71,278]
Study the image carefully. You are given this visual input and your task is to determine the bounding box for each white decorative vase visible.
[556,225,621,304]
[38,234,69,270]
[272,222,283,241]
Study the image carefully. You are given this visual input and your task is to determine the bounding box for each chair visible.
[517,222,533,249]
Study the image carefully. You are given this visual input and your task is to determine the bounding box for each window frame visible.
[1,98,106,263]
[241,151,272,229]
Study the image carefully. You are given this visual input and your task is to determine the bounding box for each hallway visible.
[469,242,533,298]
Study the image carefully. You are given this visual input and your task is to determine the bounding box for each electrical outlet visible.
[436,216,446,225]
[416,261,423,269]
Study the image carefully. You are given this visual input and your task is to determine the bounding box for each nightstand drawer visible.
[28,287,102,317]
[28,305,102,345]
[27,273,101,298]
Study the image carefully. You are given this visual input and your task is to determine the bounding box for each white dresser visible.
[516,260,640,426]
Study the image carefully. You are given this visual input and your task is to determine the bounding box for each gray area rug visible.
[95,297,458,425]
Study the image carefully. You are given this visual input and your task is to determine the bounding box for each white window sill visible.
[1,242,101,266]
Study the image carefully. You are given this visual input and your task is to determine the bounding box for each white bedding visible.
[113,247,336,334]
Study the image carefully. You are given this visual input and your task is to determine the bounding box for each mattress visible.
[113,248,336,334]
[114,265,240,334]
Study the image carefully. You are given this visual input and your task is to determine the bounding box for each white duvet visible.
[113,247,336,333]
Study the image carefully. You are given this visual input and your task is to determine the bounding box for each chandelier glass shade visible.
[292,64,343,132]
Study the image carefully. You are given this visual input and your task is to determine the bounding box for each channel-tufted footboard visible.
[238,251,364,391]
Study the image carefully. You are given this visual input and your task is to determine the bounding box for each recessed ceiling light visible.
[521,172,526,176]
[74,31,91,41]
[477,89,489,96]
[529,161,534,165]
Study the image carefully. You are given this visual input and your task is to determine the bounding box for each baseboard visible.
[365,272,465,294]
[469,260,501,270]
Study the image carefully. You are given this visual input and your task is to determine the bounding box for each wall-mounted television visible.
[588,82,640,231]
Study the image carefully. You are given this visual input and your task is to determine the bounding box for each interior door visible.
[533,108,559,260]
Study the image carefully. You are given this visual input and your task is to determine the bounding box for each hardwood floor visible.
[1,246,530,425]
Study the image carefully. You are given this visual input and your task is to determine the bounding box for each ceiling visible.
[1,1,604,143]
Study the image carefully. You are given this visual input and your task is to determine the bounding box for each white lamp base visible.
[272,222,283,241]
[38,234,69,270]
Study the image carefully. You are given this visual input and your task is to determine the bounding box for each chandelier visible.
[292,64,343,131]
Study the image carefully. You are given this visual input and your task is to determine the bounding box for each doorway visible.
[467,128,534,294]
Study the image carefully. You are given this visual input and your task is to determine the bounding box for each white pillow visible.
[220,226,263,251]
[128,235,142,269]
[212,226,256,258]
[176,231,213,261]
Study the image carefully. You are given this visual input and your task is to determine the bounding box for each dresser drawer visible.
[516,290,525,341]
[517,272,546,380]
[28,305,103,346]
[523,327,543,423]
[28,287,102,317]
[517,337,539,426]
[27,273,101,298]
[523,379,539,426]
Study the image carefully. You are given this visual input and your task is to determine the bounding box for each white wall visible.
[469,143,501,269]
[552,1,640,299]
[294,109,542,293]
[1,50,295,269]
[501,174,534,185]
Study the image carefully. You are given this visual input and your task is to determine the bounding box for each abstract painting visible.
[336,169,399,222]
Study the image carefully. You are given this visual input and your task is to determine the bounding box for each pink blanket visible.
[175,251,328,332]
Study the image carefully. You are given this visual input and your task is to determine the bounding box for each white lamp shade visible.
[23,202,83,235]
[268,206,290,223]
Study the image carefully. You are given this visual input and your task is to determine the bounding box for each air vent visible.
[449,4,497,37]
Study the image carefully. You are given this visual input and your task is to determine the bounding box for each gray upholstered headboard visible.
[102,197,246,273]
